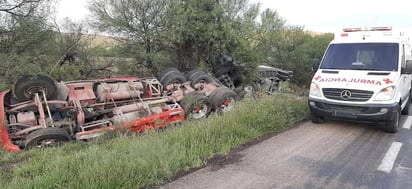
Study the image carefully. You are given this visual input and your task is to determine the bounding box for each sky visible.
[253,0,412,32]
[57,0,88,21]
[57,0,412,33]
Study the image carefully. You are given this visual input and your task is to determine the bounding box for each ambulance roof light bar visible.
[342,26,392,32]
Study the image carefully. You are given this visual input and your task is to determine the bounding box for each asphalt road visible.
[161,116,412,189]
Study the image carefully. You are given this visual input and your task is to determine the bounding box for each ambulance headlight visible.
[374,86,395,101]
[309,82,322,97]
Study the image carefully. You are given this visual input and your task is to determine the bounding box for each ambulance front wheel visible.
[310,112,324,124]
[384,107,400,133]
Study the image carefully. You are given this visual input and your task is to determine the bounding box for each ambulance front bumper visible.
[308,98,399,122]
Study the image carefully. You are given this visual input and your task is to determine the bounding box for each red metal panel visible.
[67,82,96,105]
[0,91,21,152]
[120,109,185,133]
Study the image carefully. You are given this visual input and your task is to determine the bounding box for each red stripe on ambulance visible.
[313,76,392,86]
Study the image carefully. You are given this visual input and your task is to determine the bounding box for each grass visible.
[0,94,309,189]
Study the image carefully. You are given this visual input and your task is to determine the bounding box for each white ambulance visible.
[309,27,412,133]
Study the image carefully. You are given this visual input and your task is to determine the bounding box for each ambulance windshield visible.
[320,43,399,71]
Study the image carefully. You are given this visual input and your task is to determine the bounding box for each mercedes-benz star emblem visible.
[340,90,351,100]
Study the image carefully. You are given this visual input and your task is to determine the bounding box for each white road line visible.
[377,142,403,173]
[402,116,412,129]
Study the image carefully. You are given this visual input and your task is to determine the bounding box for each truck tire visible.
[185,69,201,81]
[233,87,246,100]
[209,87,237,113]
[180,91,211,120]
[14,75,57,101]
[24,127,71,149]
[212,63,227,73]
[384,107,400,133]
[158,68,180,83]
[213,66,235,78]
[189,71,213,88]
[160,72,187,88]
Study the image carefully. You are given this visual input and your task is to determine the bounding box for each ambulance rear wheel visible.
[401,91,411,115]
[401,100,410,115]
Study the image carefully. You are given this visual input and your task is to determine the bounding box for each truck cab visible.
[309,27,412,133]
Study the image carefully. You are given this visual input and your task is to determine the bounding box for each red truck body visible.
[0,77,185,152]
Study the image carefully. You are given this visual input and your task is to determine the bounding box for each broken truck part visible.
[0,67,238,152]
[211,55,293,95]
[1,76,185,152]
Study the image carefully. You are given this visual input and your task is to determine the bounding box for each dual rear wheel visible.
[180,91,211,120]
[160,68,237,118]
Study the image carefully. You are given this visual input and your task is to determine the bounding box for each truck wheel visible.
[14,75,57,101]
[160,71,187,88]
[158,68,180,83]
[310,112,324,123]
[213,62,235,74]
[384,108,400,133]
[189,71,213,88]
[24,127,71,149]
[209,87,237,113]
[233,87,246,100]
[180,91,211,120]
[213,66,235,78]
[185,69,201,80]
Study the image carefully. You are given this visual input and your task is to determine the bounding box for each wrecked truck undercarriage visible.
[0,57,291,152]
[0,76,185,152]
[212,55,294,95]
[0,69,238,152]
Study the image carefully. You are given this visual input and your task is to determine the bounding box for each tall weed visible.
[0,94,308,189]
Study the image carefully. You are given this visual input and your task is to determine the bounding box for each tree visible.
[88,0,261,74]
[52,18,123,80]
[88,0,170,75]
[289,33,333,86]
[165,0,260,72]
[87,0,331,89]
[255,8,291,68]
[253,8,334,87]
[0,0,56,90]
[0,0,44,17]
[0,0,54,55]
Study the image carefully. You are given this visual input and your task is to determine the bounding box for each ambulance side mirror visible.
[312,58,320,72]
[403,60,412,74]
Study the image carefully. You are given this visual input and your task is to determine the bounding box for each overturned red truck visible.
[0,69,237,152]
